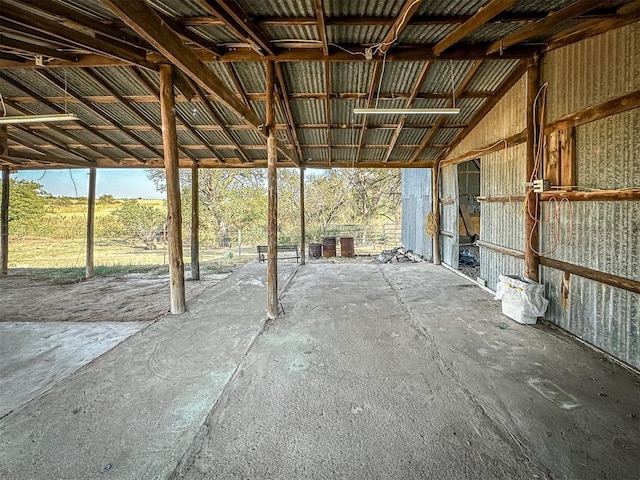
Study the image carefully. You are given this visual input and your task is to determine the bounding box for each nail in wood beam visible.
[524,59,540,282]
[85,167,96,278]
[1,126,8,275]
[266,60,278,319]
[300,167,306,266]
[159,64,186,314]
[191,165,200,281]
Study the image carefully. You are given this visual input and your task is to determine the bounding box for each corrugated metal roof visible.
[91,68,152,97]
[262,25,320,43]
[297,129,328,145]
[397,128,427,145]
[234,0,315,17]
[331,128,360,146]
[2,69,69,98]
[379,61,426,94]
[467,59,520,92]
[233,63,266,94]
[364,128,394,145]
[365,98,408,125]
[325,0,402,17]
[149,0,210,16]
[303,147,329,162]
[331,99,360,125]
[420,60,475,94]
[188,26,239,45]
[430,127,462,145]
[417,0,490,16]
[465,22,527,43]
[229,129,264,146]
[388,146,414,161]
[291,98,326,124]
[510,0,576,13]
[57,0,117,21]
[331,62,374,95]
[328,25,388,45]
[398,24,458,44]
[283,63,326,94]
[455,97,486,123]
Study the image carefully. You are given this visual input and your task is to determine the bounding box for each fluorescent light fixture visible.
[353,108,460,115]
[0,113,79,125]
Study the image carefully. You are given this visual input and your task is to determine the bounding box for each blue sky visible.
[15,169,164,199]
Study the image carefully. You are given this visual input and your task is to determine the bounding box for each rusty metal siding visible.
[543,22,640,123]
[480,249,525,292]
[401,169,433,260]
[448,75,527,159]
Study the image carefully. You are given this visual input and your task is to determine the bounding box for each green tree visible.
[111,199,166,249]
[0,179,48,224]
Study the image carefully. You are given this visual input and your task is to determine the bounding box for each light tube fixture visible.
[0,113,79,125]
[353,108,460,115]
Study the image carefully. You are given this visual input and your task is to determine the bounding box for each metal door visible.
[439,164,459,269]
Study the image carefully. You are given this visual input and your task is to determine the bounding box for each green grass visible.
[7,237,254,279]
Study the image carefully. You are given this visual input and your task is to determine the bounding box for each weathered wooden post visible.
[191,164,200,281]
[524,59,540,282]
[1,125,8,276]
[299,167,306,266]
[159,63,186,314]
[432,164,441,265]
[266,60,278,319]
[85,167,96,278]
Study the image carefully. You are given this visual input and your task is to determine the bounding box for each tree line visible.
[1,168,401,249]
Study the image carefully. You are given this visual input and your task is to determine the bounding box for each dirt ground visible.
[0,271,230,322]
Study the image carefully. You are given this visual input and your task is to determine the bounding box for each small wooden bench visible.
[257,245,300,263]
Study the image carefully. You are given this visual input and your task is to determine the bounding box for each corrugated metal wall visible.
[480,145,526,290]
[401,169,433,260]
[435,22,639,369]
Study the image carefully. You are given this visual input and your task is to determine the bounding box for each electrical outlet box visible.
[532,179,550,193]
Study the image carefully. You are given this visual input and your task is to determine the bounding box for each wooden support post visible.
[85,167,96,279]
[432,165,441,265]
[191,164,200,280]
[1,125,8,276]
[524,59,540,282]
[299,167,306,266]
[159,63,186,314]
[266,60,278,319]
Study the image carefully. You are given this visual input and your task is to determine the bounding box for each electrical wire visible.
[0,92,6,117]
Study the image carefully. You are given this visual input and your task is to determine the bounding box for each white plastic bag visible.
[495,275,549,324]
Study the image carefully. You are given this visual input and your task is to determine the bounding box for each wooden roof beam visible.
[383,61,431,163]
[3,150,95,168]
[378,0,424,55]
[8,132,97,166]
[0,35,79,63]
[488,0,604,54]
[433,0,517,55]
[102,0,263,131]
[199,0,275,56]
[409,59,483,163]
[0,3,156,70]
[274,64,302,166]
[225,64,251,107]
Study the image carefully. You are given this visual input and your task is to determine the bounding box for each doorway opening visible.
[457,159,480,280]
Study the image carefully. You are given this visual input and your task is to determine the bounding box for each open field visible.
[8,238,255,273]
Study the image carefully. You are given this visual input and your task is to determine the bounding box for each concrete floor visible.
[1,263,639,479]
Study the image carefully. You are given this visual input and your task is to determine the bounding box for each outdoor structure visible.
[0,1,639,332]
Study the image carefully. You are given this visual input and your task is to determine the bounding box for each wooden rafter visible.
[437,60,528,163]
[433,0,517,55]
[377,0,424,55]
[102,0,263,131]
[1,3,156,70]
[487,0,604,54]
[274,64,302,166]
[0,35,79,63]
[9,130,97,167]
[35,69,164,159]
[0,72,147,163]
[354,62,383,164]
[3,149,93,168]
[409,59,483,163]
[199,0,275,55]
[154,12,222,58]
[382,61,431,163]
